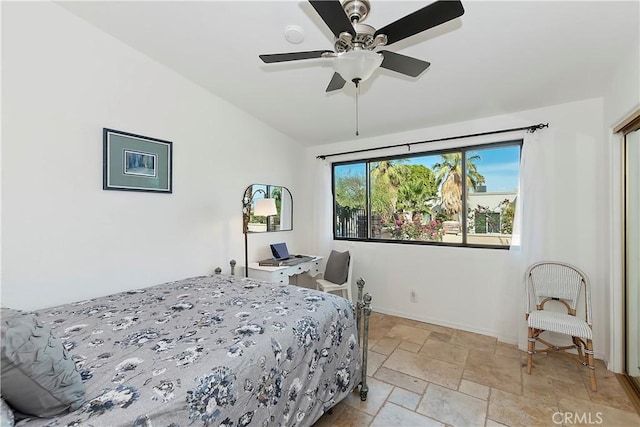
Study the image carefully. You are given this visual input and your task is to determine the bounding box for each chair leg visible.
[585,339,597,392]
[527,327,534,374]
[573,336,585,364]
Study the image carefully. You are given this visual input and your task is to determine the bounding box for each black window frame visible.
[331,139,523,250]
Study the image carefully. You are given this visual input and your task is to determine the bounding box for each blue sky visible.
[335,145,521,193]
[465,146,520,192]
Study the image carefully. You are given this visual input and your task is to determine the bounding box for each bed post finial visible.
[357,278,365,301]
[360,292,372,401]
[230,259,236,275]
[214,267,222,275]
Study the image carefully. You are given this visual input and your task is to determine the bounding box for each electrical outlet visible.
[410,290,417,303]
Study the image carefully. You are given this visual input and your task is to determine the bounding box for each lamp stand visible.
[242,201,250,278]
[244,226,249,278]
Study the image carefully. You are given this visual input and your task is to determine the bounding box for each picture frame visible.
[103,128,172,193]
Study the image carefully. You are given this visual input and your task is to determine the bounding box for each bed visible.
[3,273,371,427]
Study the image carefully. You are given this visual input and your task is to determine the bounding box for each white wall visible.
[303,98,608,358]
[1,2,303,310]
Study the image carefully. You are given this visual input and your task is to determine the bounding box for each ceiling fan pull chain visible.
[354,79,360,136]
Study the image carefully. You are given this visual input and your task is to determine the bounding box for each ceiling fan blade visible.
[379,51,430,77]
[325,72,346,92]
[259,50,334,63]
[309,0,355,37]
[375,0,464,46]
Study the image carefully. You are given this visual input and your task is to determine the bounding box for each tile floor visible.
[314,312,640,427]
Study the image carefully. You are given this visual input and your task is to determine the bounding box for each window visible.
[332,140,522,248]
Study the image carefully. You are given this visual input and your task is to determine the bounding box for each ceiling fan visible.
[259,0,465,92]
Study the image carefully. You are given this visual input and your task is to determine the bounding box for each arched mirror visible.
[242,184,292,232]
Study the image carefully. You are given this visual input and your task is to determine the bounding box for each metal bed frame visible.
[216,261,373,401]
[355,277,372,400]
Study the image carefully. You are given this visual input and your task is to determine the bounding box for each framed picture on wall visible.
[103,128,172,193]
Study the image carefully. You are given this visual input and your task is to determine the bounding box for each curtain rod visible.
[316,122,549,160]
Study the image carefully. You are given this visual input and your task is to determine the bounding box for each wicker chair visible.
[525,261,597,391]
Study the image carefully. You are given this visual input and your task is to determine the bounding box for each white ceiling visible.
[58,1,639,145]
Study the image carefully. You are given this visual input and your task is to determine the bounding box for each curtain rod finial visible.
[528,123,549,133]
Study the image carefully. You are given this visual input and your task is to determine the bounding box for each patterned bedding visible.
[16,274,361,427]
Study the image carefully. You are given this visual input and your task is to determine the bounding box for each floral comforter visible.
[17,275,360,427]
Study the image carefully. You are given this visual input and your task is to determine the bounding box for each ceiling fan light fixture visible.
[332,50,382,83]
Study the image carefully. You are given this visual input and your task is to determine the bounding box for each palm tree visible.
[370,160,405,185]
[369,160,407,220]
[432,153,485,220]
[396,165,438,219]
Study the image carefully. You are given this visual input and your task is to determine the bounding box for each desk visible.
[248,256,323,285]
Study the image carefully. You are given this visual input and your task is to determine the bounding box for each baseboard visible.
[372,306,518,345]
[616,374,640,416]
[372,307,607,361]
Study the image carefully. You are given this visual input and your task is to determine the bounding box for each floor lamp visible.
[242,190,277,277]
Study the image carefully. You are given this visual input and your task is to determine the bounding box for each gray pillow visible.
[1,308,85,417]
[324,250,350,284]
[1,398,14,427]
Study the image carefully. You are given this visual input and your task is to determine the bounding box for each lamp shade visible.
[254,198,277,216]
[332,50,383,83]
